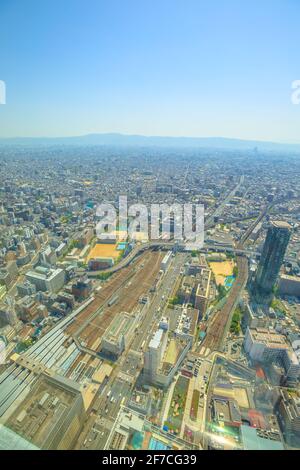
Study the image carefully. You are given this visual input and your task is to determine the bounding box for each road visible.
[206,175,244,228]
[131,253,186,352]
[76,253,187,449]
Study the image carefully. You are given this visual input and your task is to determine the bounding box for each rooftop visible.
[250,328,288,349]
[149,328,164,350]
[240,425,284,451]
[272,220,292,230]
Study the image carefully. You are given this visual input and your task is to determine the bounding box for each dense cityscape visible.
[1,0,300,461]
[0,145,300,451]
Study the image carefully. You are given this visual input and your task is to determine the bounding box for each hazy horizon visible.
[0,131,300,145]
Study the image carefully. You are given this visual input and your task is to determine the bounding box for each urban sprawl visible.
[0,145,300,451]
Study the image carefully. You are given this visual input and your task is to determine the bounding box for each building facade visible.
[254,221,291,302]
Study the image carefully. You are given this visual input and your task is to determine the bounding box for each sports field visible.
[209,260,234,286]
[87,242,119,261]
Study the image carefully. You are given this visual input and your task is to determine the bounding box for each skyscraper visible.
[254,221,291,302]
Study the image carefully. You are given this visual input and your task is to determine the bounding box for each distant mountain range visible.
[1,133,300,152]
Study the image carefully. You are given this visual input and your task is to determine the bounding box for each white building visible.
[26,267,65,293]
[101,312,136,357]
[40,246,57,267]
[161,251,172,272]
[144,324,191,389]
[244,327,288,362]
[244,327,300,383]
[144,327,168,383]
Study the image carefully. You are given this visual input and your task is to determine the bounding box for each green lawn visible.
[190,389,200,421]
[164,375,190,433]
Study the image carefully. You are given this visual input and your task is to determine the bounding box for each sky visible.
[0,0,300,142]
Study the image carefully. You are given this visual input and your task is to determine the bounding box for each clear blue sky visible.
[0,0,300,142]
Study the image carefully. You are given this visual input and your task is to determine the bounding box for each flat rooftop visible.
[250,328,288,349]
[103,312,134,342]
[196,269,211,298]
[240,425,284,451]
[149,328,164,349]
[0,425,39,450]
[271,220,291,230]
[26,268,63,281]
[6,374,82,449]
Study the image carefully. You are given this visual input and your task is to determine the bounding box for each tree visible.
[233,266,239,277]
[169,295,180,306]
[97,272,112,281]
[217,284,227,300]
[230,306,242,334]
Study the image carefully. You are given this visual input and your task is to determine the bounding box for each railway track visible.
[201,255,248,351]
[201,204,274,353]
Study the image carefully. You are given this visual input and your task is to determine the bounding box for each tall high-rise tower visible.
[254,221,291,302]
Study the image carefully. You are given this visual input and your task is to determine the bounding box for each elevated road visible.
[84,241,259,277]
[85,241,174,277]
[206,175,244,228]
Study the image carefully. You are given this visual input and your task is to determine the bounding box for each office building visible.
[71,277,92,300]
[6,373,86,450]
[240,425,284,450]
[16,280,36,297]
[100,312,136,357]
[244,327,300,383]
[278,274,300,298]
[0,306,18,327]
[40,246,57,267]
[26,267,65,293]
[144,327,168,384]
[144,325,191,389]
[254,221,291,302]
[194,268,211,317]
[276,389,300,447]
[0,261,18,288]
[161,251,172,272]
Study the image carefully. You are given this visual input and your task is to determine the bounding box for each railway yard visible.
[66,251,164,351]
